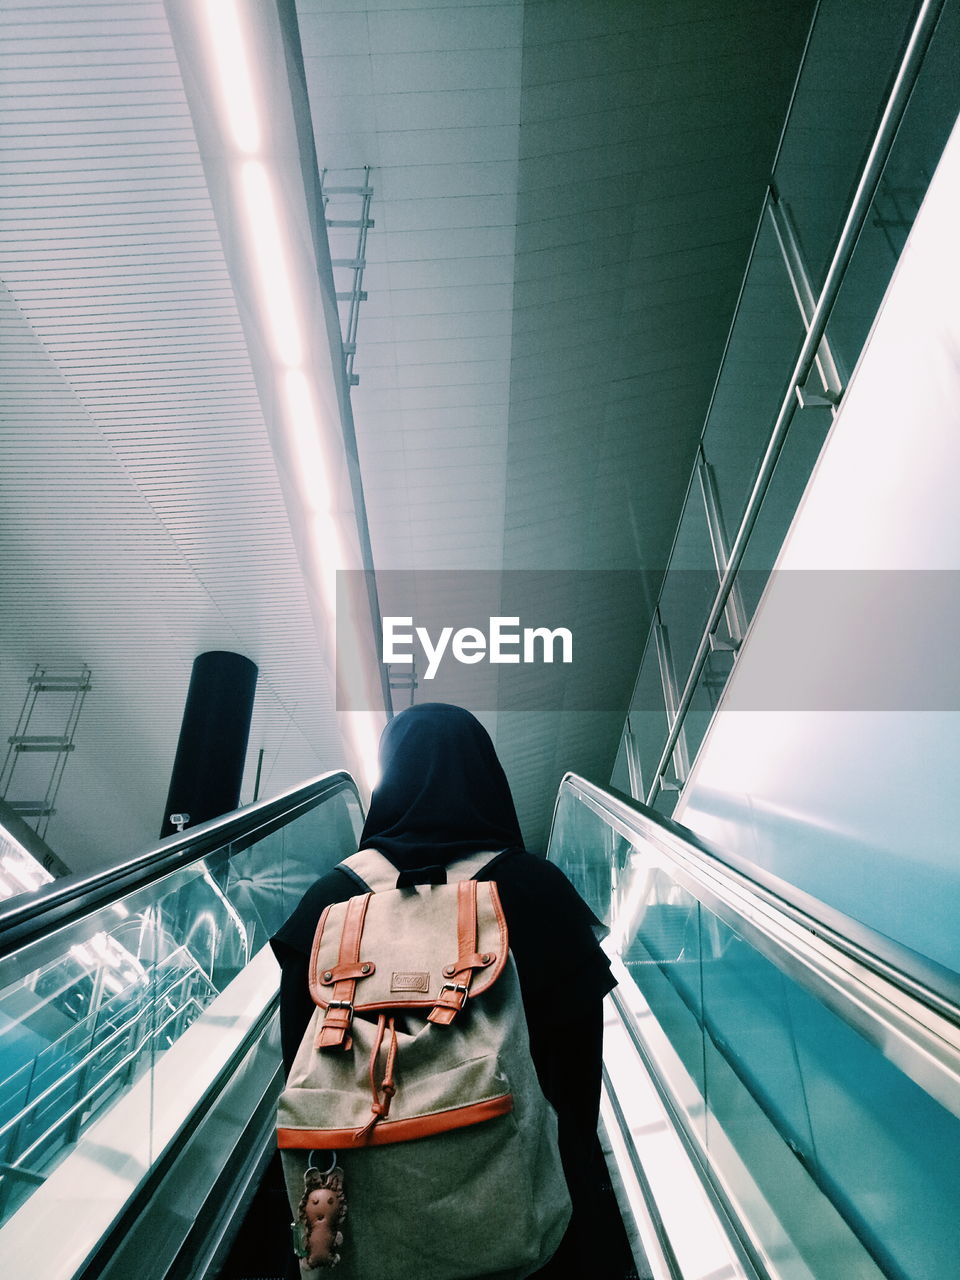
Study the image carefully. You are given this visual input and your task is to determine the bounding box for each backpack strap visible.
[444,849,510,883]
[339,849,400,893]
[426,878,486,1026]
[339,847,512,893]
[316,893,373,1050]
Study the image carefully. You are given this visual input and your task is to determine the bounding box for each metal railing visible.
[551,773,960,1113]
[621,0,950,810]
[0,768,361,960]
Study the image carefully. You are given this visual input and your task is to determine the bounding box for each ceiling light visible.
[346,709,383,794]
[283,368,335,514]
[310,512,347,619]
[202,0,261,154]
[240,160,303,367]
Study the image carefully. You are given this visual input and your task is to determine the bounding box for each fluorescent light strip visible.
[203,0,261,153]
[240,161,304,367]
[283,369,334,514]
[198,5,387,784]
[346,709,384,793]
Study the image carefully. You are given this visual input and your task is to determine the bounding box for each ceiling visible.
[296,0,815,842]
[0,0,814,874]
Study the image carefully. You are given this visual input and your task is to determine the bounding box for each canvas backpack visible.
[277,847,572,1280]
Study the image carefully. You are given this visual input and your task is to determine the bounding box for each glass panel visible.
[549,781,960,1280]
[656,491,718,690]
[700,215,807,541]
[735,399,834,620]
[0,783,362,1227]
[626,639,669,803]
[684,646,736,768]
[826,0,960,378]
[771,0,918,295]
[616,852,707,1144]
[548,786,624,927]
[651,786,678,820]
[608,731,632,797]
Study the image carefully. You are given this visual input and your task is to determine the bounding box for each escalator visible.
[548,775,960,1280]
[0,771,364,1280]
[1,769,958,1279]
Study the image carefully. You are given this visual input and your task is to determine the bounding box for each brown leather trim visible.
[461,880,508,999]
[315,894,371,1047]
[277,1093,513,1150]
[338,893,370,970]
[442,951,494,977]
[429,879,480,1024]
[312,997,482,1014]
[317,960,376,984]
[308,903,333,1006]
[457,879,478,968]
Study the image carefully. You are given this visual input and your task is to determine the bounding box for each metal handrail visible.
[549,773,960,1120]
[0,769,361,960]
[647,0,947,803]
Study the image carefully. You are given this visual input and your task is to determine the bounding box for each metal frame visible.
[696,446,747,648]
[324,166,374,387]
[604,991,775,1280]
[1,664,92,839]
[622,717,644,801]
[652,612,690,790]
[625,0,947,810]
[767,192,845,402]
[276,0,394,721]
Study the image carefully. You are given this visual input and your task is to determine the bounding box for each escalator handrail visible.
[0,769,361,960]
[550,772,960,1027]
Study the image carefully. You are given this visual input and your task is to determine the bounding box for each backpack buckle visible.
[317,999,355,1050]
[438,982,468,997]
[428,981,469,1026]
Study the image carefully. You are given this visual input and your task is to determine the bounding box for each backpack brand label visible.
[391,971,430,993]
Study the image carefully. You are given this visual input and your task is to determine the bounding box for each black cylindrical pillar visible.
[160,651,258,838]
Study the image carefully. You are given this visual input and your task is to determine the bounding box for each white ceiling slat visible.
[0,0,348,875]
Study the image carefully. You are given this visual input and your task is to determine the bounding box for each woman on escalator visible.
[271,702,618,1279]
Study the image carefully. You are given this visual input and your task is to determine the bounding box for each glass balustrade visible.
[0,776,362,1227]
[550,777,960,1280]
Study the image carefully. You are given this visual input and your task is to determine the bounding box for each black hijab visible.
[358,703,523,873]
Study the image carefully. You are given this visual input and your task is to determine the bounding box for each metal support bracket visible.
[795,385,842,410]
[323,166,373,388]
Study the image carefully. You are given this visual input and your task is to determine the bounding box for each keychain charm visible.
[292,1152,347,1272]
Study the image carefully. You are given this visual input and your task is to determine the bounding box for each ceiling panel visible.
[0,0,819,873]
[0,0,347,874]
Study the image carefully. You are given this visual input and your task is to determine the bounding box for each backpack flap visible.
[309,879,507,1047]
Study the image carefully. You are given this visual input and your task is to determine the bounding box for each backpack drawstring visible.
[355,1013,398,1142]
